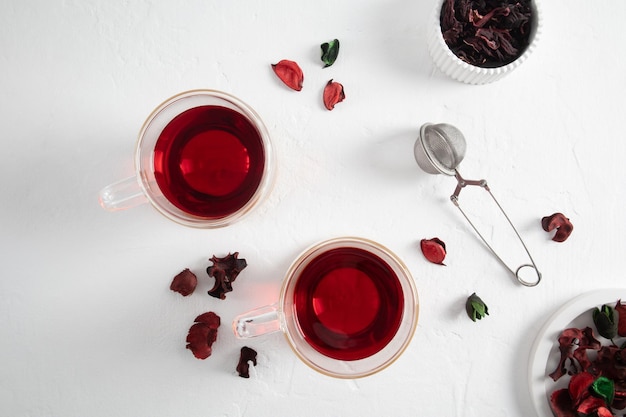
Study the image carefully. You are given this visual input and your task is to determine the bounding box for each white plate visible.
[528,289,626,417]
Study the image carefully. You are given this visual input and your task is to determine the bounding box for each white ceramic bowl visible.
[427,0,542,84]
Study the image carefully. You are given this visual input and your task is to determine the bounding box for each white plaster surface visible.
[1,1,625,416]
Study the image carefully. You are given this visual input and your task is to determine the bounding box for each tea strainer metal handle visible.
[414,123,541,287]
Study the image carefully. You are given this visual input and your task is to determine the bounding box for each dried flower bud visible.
[593,305,618,340]
[420,237,447,265]
[323,79,345,110]
[466,292,488,322]
[236,346,258,378]
[320,39,340,68]
[169,268,197,296]
[541,212,573,242]
[271,59,304,91]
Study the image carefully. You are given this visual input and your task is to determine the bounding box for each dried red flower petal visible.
[323,79,345,110]
[207,252,247,300]
[541,212,574,242]
[271,59,303,91]
[420,237,447,265]
[236,346,258,378]
[169,268,197,296]
[549,389,575,417]
[186,311,221,360]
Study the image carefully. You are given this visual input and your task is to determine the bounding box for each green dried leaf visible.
[591,376,615,405]
[321,39,340,68]
[593,305,618,340]
[466,292,489,322]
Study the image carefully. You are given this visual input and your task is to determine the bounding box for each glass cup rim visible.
[279,236,419,378]
[133,89,275,228]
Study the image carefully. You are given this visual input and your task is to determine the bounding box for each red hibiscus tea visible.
[153,105,266,219]
[233,237,418,378]
[293,246,405,361]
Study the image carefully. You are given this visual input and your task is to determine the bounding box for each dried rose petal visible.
[549,389,575,417]
[271,59,303,91]
[577,395,608,416]
[186,311,221,360]
[207,252,247,300]
[169,268,197,296]
[616,300,626,337]
[323,79,345,110]
[541,212,574,242]
[236,346,258,378]
[420,237,446,265]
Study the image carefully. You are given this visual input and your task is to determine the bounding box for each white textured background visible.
[1,1,625,416]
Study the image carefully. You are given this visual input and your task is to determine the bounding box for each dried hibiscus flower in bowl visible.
[548,300,626,417]
[428,0,542,84]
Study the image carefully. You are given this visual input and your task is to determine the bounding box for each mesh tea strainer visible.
[414,123,541,287]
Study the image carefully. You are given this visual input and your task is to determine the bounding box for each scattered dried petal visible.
[466,292,488,321]
[207,252,248,300]
[320,39,340,68]
[271,59,304,91]
[420,237,447,265]
[541,212,574,242]
[186,312,221,359]
[169,268,197,296]
[236,346,258,378]
[323,79,345,110]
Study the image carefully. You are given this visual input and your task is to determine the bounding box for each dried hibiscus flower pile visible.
[440,0,533,68]
[549,300,626,417]
[169,253,258,377]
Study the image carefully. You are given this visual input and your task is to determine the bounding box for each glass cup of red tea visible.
[233,237,419,378]
[99,90,274,228]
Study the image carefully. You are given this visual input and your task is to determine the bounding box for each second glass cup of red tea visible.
[99,90,274,228]
[233,237,419,378]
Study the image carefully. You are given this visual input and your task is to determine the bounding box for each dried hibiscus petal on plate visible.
[323,79,345,110]
[541,212,573,242]
[420,237,446,265]
[236,346,258,378]
[271,59,304,91]
[549,327,601,381]
[169,268,197,296]
[207,252,248,300]
[186,312,221,360]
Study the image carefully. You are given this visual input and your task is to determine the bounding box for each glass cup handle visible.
[98,176,147,211]
[233,303,281,338]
